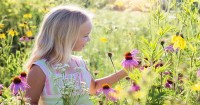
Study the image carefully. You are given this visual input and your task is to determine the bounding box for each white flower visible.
[75,67,82,72]
[53,63,70,73]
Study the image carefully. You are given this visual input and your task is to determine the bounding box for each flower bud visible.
[108,52,113,58]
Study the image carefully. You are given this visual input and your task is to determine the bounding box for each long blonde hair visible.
[26,5,90,70]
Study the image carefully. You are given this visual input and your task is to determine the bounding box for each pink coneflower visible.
[9,76,30,95]
[121,52,139,69]
[19,72,27,82]
[129,82,140,92]
[125,76,131,81]
[155,62,164,69]
[19,36,34,42]
[97,84,118,102]
[163,71,171,75]
[165,79,173,88]
[197,69,200,77]
[139,64,150,71]
[19,36,30,42]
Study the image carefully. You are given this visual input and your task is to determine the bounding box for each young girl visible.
[25,5,128,105]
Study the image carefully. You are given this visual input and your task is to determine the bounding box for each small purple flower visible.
[165,80,173,88]
[9,76,30,95]
[129,82,140,92]
[0,84,3,90]
[139,67,144,71]
[164,45,174,53]
[197,69,200,77]
[121,52,139,69]
[97,84,118,102]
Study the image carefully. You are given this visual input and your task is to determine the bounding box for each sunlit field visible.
[0,0,200,105]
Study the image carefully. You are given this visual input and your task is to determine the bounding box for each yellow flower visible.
[108,91,118,99]
[23,14,32,19]
[8,29,19,37]
[191,84,200,91]
[30,25,36,29]
[19,23,25,27]
[40,8,49,13]
[90,9,96,13]
[132,91,145,99]
[172,35,186,49]
[0,33,6,39]
[26,30,33,37]
[19,22,28,29]
[100,37,108,43]
[114,85,126,99]
[0,23,4,29]
[114,1,124,7]
[172,35,180,43]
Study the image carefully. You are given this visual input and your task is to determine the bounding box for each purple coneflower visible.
[19,36,30,42]
[139,64,150,71]
[155,62,164,69]
[97,84,118,102]
[163,71,171,75]
[19,36,34,42]
[121,52,139,69]
[9,76,30,95]
[19,72,27,82]
[125,76,131,81]
[165,79,173,88]
[129,82,140,92]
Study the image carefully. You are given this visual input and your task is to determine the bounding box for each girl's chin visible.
[72,48,83,51]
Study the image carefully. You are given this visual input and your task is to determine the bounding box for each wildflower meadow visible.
[1,0,200,105]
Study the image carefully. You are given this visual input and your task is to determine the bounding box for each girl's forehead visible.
[79,21,92,34]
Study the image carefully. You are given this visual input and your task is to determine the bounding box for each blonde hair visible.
[26,5,91,70]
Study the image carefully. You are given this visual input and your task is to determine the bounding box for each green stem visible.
[19,90,25,105]
[108,56,121,84]
[160,72,163,92]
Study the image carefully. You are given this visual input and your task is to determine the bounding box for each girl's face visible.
[73,20,92,51]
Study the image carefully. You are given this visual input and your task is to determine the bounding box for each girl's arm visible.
[26,65,45,105]
[89,69,127,95]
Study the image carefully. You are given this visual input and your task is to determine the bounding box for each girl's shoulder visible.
[71,55,83,60]
[71,55,85,63]
[33,59,46,64]
[71,55,87,69]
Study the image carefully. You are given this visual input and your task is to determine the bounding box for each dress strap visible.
[33,59,52,76]
[75,57,92,88]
